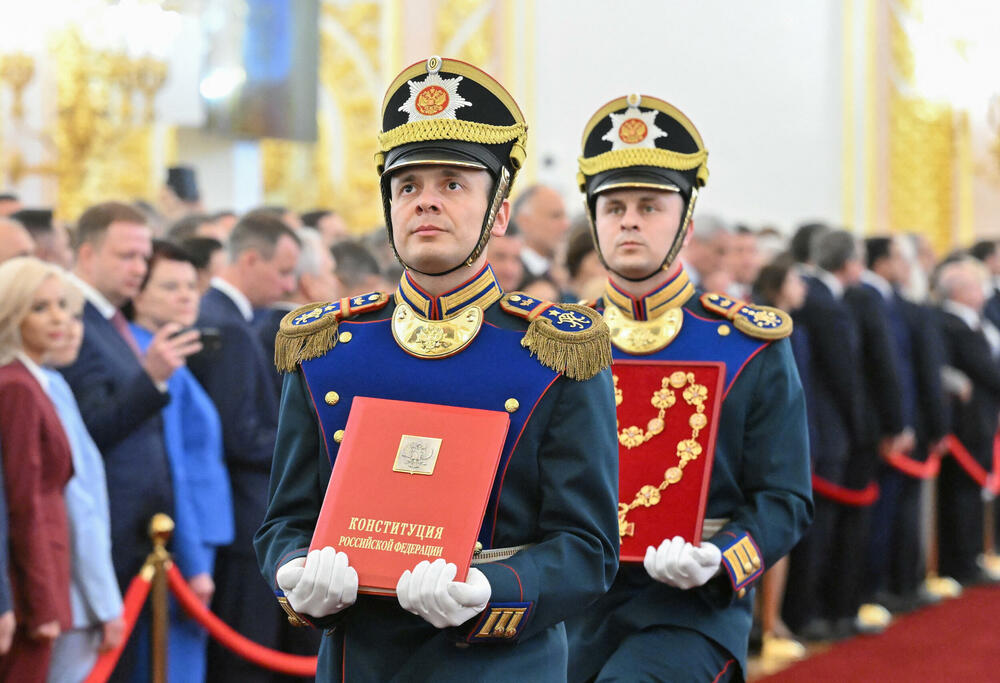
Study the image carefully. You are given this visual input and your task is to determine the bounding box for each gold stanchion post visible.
[148,514,174,683]
[923,475,961,598]
[981,496,1000,579]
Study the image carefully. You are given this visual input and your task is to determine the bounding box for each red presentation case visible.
[613,360,725,561]
[310,396,509,594]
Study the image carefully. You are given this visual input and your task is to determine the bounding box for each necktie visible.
[110,310,143,359]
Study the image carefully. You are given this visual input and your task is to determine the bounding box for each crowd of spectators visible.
[1,179,1000,679]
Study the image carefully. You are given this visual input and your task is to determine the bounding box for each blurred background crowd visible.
[3,168,1000,680]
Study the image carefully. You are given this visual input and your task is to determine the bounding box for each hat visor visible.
[591,168,681,196]
[382,145,488,176]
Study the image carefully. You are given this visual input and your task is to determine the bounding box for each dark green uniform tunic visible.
[565,268,813,682]
[255,266,620,682]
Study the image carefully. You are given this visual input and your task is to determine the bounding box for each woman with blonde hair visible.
[0,256,74,682]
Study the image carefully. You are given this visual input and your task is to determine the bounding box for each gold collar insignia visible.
[604,269,695,321]
[392,301,483,359]
[604,303,683,354]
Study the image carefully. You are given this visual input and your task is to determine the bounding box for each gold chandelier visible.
[0,0,181,218]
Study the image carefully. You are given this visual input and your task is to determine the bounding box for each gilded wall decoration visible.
[887,2,955,254]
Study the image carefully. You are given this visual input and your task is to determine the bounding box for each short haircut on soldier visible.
[970,240,997,263]
[11,209,54,237]
[228,209,301,261]
[865,237,892,270]
[331,241,381,289]
[814,230,858,273]
[75,201,148,250]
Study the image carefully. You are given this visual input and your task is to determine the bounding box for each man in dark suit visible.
[784,230,867,638]
[863,237,949,608]
[511,184,570,281]
[62,201,202,680]
[840,240,906,630]
[935,258,1000,585]
[970,239,1000,329]
[254,226,339,403]
[186,210,309,682]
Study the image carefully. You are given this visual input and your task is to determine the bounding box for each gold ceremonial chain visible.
[616,370,709,539]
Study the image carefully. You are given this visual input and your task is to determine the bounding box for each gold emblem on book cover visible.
[615,371,709,538]
[392,302,483,358]
[393,435,443,475]
[604,305,683,354]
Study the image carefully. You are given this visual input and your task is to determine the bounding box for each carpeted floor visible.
[756,586,1000,682]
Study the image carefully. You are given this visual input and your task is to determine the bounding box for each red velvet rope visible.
[810,475,880,506]
[166,563,318,676]
[885,449,942,479]
[83,569,153,683]
[936,434,1000,494]
[842,432,1000,490]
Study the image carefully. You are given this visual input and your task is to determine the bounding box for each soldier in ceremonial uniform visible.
[564,95,813,682]
[254,57,620,682]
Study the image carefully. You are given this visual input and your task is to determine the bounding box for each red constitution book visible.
[310,396,510,595]
[614,360,725,561]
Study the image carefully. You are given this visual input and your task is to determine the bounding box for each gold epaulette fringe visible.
[502,297,612,380]
[274,293,389,372]
[274,302,340,374]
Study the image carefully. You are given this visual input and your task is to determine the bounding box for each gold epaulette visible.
[699,292,792,340]
[500,292,612,381]
[274,292,389,372]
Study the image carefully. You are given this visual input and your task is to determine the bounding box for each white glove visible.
[396,559,491,628]
[644,536,722,589]
[276,546,358,618]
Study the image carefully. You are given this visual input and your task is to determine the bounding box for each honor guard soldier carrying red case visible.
[254,57,620,682]
[564,94,813,682]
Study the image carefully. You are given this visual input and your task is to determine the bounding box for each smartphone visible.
[170,326,223,353]
[198,327,223,352]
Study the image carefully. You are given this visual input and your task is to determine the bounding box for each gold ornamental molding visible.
[0,4,179,221]
[887,0,956,254]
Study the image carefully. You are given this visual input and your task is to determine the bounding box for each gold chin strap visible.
[603,304,683,355]
[391,302,484,359]
[661,187,699,275]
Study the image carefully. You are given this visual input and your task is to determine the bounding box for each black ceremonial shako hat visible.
[376,56,527,276]
[578,94,709,281]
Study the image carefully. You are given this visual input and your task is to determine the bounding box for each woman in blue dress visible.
[127,240,234,683]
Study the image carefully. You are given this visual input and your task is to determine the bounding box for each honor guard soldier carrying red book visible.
[564,95,813,682]
[254,56,620,682]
